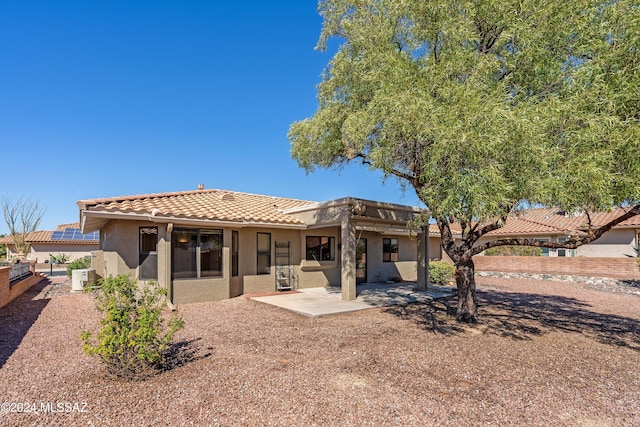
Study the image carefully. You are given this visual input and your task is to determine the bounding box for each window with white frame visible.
[534,238,550,256]
[557,237,575,257]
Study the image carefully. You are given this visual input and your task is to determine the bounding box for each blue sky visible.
[0,0,419,234]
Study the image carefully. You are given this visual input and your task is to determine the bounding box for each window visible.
[534,238,550,256]
[139,227,158,280]
[306,236,335,261]
[257,232,271,274]
[557,237,575,257]
[383,238,398,262]
[172,228,223,279]
[232,230,239,277]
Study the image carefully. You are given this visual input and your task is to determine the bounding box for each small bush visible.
[429,261,456,285]
[66,256,91,277]
[80,275,184,380]
[483,245,543,256]
[50,253,70,264]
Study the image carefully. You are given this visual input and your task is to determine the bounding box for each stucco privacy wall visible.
[473,256,640,280]
[30,244,97,263]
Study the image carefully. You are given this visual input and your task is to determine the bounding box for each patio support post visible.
[417,226,429,290]
[341,214,357,301]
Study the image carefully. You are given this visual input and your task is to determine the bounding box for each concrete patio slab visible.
[250,283,457,317]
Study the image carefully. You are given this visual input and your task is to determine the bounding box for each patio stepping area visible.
[250,283,457,317]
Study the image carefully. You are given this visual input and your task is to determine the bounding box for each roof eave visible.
[80,210,307,232]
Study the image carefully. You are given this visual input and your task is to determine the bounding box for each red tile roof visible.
[0,230,98,245]
[56,222,80,231]
[78,188,317,226]
[487,207,640,236]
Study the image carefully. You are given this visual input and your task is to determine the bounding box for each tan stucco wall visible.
[99,220,143,278]
[297,226,342,289]
[30,243,99,263]
[6,243,98,262]
[575,228,637,258]
[173,277,229,304]
[241,227,306,294]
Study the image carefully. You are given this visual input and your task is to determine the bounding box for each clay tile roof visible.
[0,230,54,244]
[486,206,640,236]
[0,223,99,245]
[79,189,317,225]
[56,222,80,231]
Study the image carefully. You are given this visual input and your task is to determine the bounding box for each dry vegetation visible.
[0,275,638,426]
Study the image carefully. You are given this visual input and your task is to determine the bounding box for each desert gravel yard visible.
[1,276,639,426]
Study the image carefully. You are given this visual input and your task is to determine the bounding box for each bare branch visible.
[1,196,46,259]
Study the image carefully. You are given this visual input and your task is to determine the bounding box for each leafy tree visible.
[289,0,640,322]
[1,196,46,260]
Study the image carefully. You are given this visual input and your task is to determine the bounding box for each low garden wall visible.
[473,256,640,280]
[0,263,45,309]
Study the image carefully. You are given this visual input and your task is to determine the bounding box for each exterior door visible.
[356,238,367,284]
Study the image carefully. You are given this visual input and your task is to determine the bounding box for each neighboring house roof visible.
[486,207,640,237]
[0,224,99,245]
[78,188,318,230]
[56,222,80,231]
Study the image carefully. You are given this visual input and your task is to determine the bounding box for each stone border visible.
[476,271,640,296]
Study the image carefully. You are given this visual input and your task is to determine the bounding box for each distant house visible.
[477,207,640,257]
[77,188,441,305]
[0,223,100,263]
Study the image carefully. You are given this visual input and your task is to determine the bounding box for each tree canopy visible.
[289,0,640,322]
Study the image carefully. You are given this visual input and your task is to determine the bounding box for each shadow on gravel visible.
[0,279,50,369]
[384,290,640,351]
[162,337,213,372]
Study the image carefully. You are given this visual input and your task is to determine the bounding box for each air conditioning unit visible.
[71,268,96,292]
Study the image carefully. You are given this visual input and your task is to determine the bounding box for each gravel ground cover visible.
[0,275,639,426]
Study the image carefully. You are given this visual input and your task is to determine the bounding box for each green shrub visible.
[429,261,456,285]
[483,245,543,256]
[80,275,184,380]
[66,256,91,277]
[50,253,70,264]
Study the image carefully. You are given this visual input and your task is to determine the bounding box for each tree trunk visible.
[455,258,478,323]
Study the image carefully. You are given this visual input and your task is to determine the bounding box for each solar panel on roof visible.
[50,227,99,241]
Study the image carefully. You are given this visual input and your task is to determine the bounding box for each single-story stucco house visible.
[77,187,441,305]
[477,207,640,258]
[0,223,99,263]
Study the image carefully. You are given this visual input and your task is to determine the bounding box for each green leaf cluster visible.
[428,261,456,285]
[49,253,71,264]
[80,275,184,380]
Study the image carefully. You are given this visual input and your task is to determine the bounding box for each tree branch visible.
[437,217,460,263]
[470,205,640,256]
